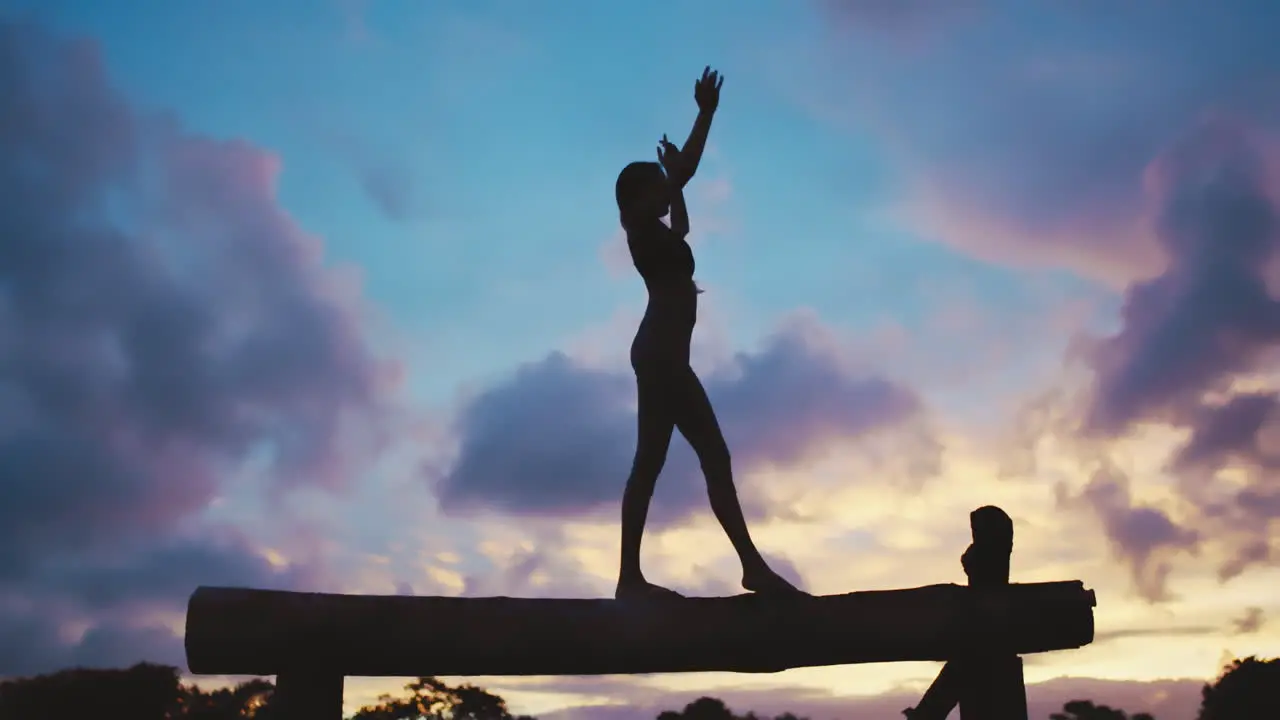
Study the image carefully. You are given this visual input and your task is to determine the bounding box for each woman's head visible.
[615,161,669,223]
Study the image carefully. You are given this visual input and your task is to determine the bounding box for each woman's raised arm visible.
[676,67,723,186]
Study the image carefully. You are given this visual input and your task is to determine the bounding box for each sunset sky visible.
[2,1,1279,718]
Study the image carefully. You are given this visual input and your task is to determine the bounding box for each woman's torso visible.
[625,220,698,367]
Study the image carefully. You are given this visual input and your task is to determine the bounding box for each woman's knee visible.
[629,448,668,481]
[697,441,732,475]
[629,423,672,481]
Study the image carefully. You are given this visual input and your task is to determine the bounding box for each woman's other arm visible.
[657,137,691,238]
[667,182,689,238]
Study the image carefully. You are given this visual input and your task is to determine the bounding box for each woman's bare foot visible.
[615,577,686,601]
[742,563,806,595]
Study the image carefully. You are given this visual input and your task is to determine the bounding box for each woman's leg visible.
[672,366,804,594]
[616,370,681,599]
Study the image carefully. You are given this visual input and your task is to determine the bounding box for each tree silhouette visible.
[0,665,546,720]
[177,677,278,719]
[351,676,535,720]
[0,662,182,720]
[1048,699,1154,720]
[658,697,737,720]
[1196,655,1279,720]
[13,659,1280,720]
[656,697,809,720]
[0,666,277,720]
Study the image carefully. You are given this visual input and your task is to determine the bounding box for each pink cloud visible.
[0,19,403,674]
[801,0,1280,286]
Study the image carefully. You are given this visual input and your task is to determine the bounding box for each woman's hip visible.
[629,338,691,376]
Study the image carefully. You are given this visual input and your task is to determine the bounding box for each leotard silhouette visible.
[613,67,804,600]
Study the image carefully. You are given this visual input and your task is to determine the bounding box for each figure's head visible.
[615,161,669,223]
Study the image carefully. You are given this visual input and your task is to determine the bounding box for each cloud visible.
[989,114,1280,597]
[1066,119,1280,585]
[1231,606,1266,634]
[1171,393,1280,474]
[0,19,400,674]
[803,0,1280,285]
[459,528,612,599]
[0,531,316,676]
[1057,466,1200,602]
[36,532,311,614]
[431,316,930,524]
[0,611,188,678]
[1093,625,1219,644]
[1084,120,1280,435]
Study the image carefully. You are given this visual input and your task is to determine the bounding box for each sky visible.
[1,0,1279,718]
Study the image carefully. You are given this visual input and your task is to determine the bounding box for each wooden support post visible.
[959,655,1027,720]
[958,505,1026,720]
[274,670,343,720]
[905,506,1030,720]
[904,658,961,719]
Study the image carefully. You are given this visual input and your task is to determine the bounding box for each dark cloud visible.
[433,322,929,523]
[0,611,188,679]
[1057,467,1200,602]
[1072,119,1280,585]
[1172,393,1280,473]
[1231,606,1265,633]
[0,19,397,674]
[36,533,312,615]
[1085,120,1280,435]
[436,353,636,516]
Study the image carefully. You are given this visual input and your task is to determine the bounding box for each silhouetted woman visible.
[613,67,802,600]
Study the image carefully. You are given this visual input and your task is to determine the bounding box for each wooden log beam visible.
[185,580,1094,678]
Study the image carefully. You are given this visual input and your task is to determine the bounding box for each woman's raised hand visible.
[694,66,724,114]
[656,134,690,186]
